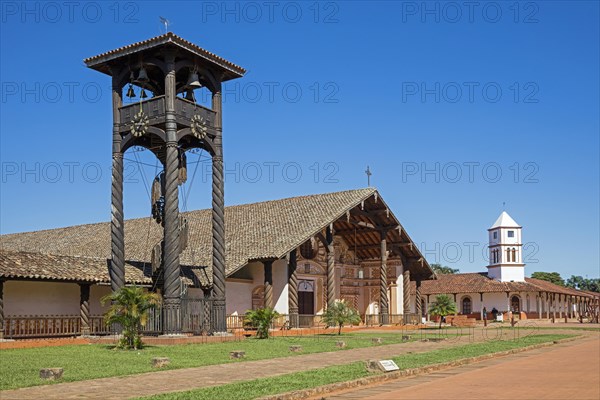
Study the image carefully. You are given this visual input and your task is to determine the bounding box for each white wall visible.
[225,281,254,314]
[487,266,525,282]
[5,281,80,316]
[90,285,111,315]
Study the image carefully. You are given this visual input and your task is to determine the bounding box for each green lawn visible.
[140,334,574,400]
[0,331,447,390]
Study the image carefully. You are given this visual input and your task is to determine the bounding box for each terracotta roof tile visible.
[84,32,245,77]
[1,189,382,284]
[412,273,596,298]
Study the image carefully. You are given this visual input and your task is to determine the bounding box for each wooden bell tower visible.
[85,33,245,334]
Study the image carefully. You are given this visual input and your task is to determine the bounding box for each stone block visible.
[230,350,246,359]
[152,357,171,368]
[39,368,63,380]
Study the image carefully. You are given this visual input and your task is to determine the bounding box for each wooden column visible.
[288,249,299,328]
[109,75,125,293]
[454,294,458,316]
[426,294,431,321]
[568,296,573,319]
[415,280,422,321]
[264,260,274,309]
[546,293,550,319]
[558,294,563,319]
[379,232,389,325]
[326,226,336,309]
[480,293,484,321]
[552,294,556,322]
[538,295,542,319]
[0,280,4,339]
[402,270,410,314]
[211,84,227,333]
[79,284,91,336]
[162,51,182,334]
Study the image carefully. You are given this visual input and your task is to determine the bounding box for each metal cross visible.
[159,16,170,33]
[365,165,372,187]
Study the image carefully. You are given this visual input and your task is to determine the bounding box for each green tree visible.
[531,271,565,286]
[101,286,161,350]
[428,294,457,329]
[566,275,600,293]
[431,263,459,275]
[322,300,362,335]
[244,308,279,339]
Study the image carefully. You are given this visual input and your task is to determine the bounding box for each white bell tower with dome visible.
[487,211,525,282]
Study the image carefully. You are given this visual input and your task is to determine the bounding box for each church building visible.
[410,211,598,324]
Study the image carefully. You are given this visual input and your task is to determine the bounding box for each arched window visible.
[300,239,316,259]
[506,248,511,262]
[462,297,472,315]
[512,248,517,262]
[511,295,521,312]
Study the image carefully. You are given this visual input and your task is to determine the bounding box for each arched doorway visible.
[462,296,472,315]
[511,295,521,312]
[298,280,315,315]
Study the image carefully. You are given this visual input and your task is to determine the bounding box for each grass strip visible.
[0,331,444,390]
[139,334,573,400]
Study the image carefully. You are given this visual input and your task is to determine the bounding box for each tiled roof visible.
[413,272,596,298]
[2,189,430,284]
[0,250,152,285]
[84,32,245,78]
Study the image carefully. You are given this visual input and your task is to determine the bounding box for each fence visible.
[365,313,420,327]
[2,311,423,339]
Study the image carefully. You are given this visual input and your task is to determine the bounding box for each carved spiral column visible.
[79,284,91,336]
[415,280,422,320]
[288,249,299,328]
[264,260,274,309]
[403,269,411,314]
[379,233,389,325]
[326,226,336,309]
[211,87,227,333]
[0,280,4,339]
[162,52,182,334]
[110,76,125,293]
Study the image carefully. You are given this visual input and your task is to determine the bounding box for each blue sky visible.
[1,1,598,279]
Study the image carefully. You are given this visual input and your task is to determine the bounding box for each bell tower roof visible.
[489,211,521,230]
[84,32,246,82]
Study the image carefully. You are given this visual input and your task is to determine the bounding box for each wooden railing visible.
[365,313,419,327]
[3,312,365,339]
[3,311,163,339]
[4,315,81,338]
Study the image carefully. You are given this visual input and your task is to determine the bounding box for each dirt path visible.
[324,336,600,400]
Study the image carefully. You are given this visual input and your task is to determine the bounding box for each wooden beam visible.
[356,242,412,251]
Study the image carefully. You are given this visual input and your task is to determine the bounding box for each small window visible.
[508,231,514,238]
[493,232,497,239]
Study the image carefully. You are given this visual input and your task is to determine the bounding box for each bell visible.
[136,67,149,84]
[140,88,148,99]
[126,84,136,98]
[186,71,202,89]
[184,90,195,101]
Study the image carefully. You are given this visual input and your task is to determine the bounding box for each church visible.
[409,211,599,324]
[0,33,597,339]
[0,188,438,338]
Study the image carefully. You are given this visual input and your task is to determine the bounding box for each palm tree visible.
[322,300,362,335]
[244,308,279,339]
[428,294,457,329]
[101,286,161,349]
